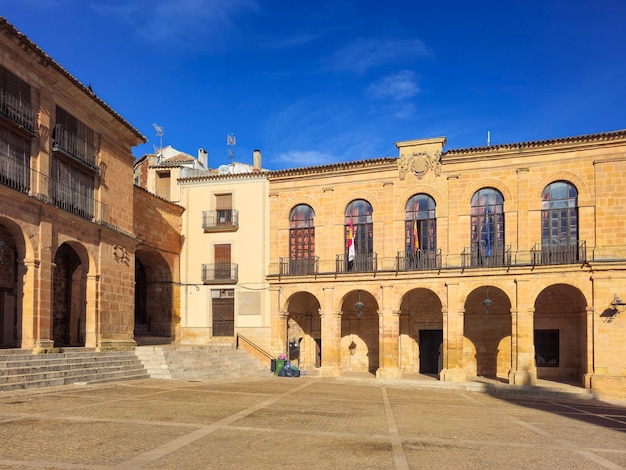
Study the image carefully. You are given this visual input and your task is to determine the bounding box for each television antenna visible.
[227,133,236,164]
[152,123,164,155]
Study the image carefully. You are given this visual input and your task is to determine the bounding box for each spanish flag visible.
[413,219,419,252]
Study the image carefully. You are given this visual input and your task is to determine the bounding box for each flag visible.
[485,211,491,256]
[413,219,419,252]
[347,219,355,263]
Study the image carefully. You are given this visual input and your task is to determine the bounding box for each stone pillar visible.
[440,282,466,382]
[85,273,99,348]
[583,306,594,388]
[510,278,537,385]
[318,286,341,376]
[377,285,401,378]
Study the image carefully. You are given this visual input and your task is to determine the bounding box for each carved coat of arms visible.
[398,151,442,180]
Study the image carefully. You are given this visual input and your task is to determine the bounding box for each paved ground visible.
[0,375,625,469]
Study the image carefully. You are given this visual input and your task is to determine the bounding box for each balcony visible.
[532,241,586,266]
[461,245,512,269]
[279,257,319,276]
[0,89,37,135]
[202,263,238,284]
[396,249,442,271]
[52,124,98,171]
[0,157,113,226]
[336,253,377,274]
[202,209,239,232]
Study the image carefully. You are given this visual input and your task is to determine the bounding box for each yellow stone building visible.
[267,133,626,398]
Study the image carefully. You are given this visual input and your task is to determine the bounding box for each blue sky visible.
[2,0,625,170]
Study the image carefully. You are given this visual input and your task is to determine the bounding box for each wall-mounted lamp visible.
[483,286,492,314]
[0,240,5,265]
[610,294,626,314]
[355,290,364,319]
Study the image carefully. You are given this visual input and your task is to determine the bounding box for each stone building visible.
[267,133,626,398]
[0,17,161,351]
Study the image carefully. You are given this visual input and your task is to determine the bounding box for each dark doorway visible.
[419,329,443,374]
[212,296,234,336]
[52,243,85,347]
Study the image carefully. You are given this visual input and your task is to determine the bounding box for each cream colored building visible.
[267,132,626,399]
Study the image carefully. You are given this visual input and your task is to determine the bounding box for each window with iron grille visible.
[0,126,30,191]
[345,199,373,271]
[470,188,505,265]
[0,66,31,102]
[289,204,315,260]
[541,181,578,247]
[534,329,559,367]
[405,194,436,253]
[215,193,233,225]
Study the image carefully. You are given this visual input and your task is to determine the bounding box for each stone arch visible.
[398,288,443,375]
[461,179,515,213]
[284,291,322,369]
[531,171,591,209]
[134,249,175,340]
[463,285,512,380]
[340,289,379,374]
[52,242,90,347]
[533,283,587,385]
[0,218,30,348]
[397,185,446,218]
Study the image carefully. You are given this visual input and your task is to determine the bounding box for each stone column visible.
[440,282,466,382]
[318,286,341,377]
[583,306,594,388]
[510,278,537,385]
[85,273,100,349]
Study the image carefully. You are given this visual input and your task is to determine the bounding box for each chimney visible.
[198,148,208,168]
[253,149,262,171]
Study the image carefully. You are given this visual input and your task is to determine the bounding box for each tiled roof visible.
[445,129,626,155]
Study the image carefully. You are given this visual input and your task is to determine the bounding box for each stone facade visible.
[267,133,626,399]
[0,17,146,351]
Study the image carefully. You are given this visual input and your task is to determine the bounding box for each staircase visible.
[0,348,150,392]
[134,343,270,380]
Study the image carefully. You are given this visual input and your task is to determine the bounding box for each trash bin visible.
[271,359,277,373]
[274,359,286,376]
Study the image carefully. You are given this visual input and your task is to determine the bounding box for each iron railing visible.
[202,209,239,231]
[201,263,238,283]
[462,245,512,269]
[279,257,319,276]
[52,124,98,170]
[0,89,36,134]
[396,249,442,271]
[336,253,377,273]
[532,241,586,266]
[0,157,111,225]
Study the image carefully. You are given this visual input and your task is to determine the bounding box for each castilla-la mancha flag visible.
[347,219,355,263]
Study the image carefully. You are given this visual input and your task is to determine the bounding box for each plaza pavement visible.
[0,374,625,470]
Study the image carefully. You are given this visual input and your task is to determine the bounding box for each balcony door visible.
[214,244,231,280]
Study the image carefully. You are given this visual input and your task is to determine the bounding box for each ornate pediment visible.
[398,150,442,180]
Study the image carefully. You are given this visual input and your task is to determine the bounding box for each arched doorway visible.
[52,243,86,347]
[464,286,512,381]
[134,249,175,341]
[285,292,321,369]
[0,223,20,348]
[340,290,379,374]
[534,284,586,385]
[399,288,443,375]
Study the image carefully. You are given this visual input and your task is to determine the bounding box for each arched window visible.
[404,194,437,269]
[344,199,373,272]
[541,181,578,263]
[289,204,315,274]
[470,188,505,266]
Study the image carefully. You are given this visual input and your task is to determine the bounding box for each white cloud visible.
[328,38,430,74]
[367,71,420,101]
[92,0,258,49]
[272,150,336,168]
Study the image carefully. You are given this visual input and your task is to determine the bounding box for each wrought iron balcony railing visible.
[0,156,111,225]
[202,209,239,231]
[0,89,36,134]
[279,257,319,276]
[52,124,98,171]
[336,253,377,274]
[531,241,586,266]
[462,245,512,269]
[202,263,238,283]
[396,249,442,271]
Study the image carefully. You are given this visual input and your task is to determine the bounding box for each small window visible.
[534,329,559,367]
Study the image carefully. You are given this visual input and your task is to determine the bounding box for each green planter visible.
[274,359,286,376]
